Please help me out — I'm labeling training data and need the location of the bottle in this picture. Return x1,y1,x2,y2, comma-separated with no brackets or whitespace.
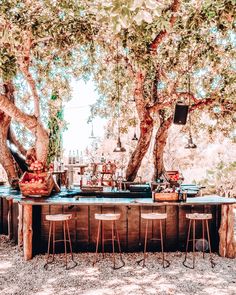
53,157,58,172
72,150,76,164
60,160,64,172
79,151,84,165
107,161,111,173
68,150,72,164
76,150,80,163
100,153,106,163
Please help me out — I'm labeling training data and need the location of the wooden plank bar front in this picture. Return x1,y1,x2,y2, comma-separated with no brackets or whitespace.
0,189,235,260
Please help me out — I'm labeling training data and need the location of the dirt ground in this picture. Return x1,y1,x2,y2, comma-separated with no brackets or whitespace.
0,236,235,295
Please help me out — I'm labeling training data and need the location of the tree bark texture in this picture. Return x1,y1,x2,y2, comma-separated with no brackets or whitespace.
23,204,33,260
0,93,49,163
18,204,23,248
0,82,18,182
126,72,154,181
126,112,154,181
219,205,236,258
153,115,173,180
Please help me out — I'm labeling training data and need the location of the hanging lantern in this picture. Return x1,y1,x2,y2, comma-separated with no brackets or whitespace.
89,122,96,139
132,131,138,141
113,42,126,153
185,134,197,149
184,55,197,149
113,136,126,152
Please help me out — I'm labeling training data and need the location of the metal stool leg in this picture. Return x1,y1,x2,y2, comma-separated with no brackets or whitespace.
93,220,101,266
143,220,149,267
160,220,170,268
202,220,205,258
44,221,52,269
206,220,215,268
66,220,73,260
111,221,115,269
52,222,55,262
102,221,105,258
114,221,125,269
193,220,196,268
63,221,68,269
183,219,192,268
65,220,77,269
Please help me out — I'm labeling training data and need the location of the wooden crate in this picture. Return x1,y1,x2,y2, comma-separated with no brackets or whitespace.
153,192,179,202
19,172,54,197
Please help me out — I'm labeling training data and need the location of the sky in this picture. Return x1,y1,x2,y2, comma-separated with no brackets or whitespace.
63,79,107,156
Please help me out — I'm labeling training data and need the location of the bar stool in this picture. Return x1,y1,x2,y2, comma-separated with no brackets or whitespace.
183,213,215,269
138,212,170,268
44,214,77,270
93,213,125,269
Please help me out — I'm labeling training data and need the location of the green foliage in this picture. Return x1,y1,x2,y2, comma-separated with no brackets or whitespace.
198,161,236,195
0,49,17,80
88,0,236,138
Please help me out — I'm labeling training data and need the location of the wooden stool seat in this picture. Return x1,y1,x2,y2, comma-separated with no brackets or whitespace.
186,213,212,220
95,213,120,221
141,213,167,220
46,214,72,221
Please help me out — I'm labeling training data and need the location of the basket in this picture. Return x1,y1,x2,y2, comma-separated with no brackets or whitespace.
153,192,179,202
19,172,54,197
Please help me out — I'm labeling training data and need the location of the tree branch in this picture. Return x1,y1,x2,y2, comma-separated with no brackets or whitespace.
16,33,41,118
0,94,38,131
19,64,41,119
8,127,27,156
150,0,180,53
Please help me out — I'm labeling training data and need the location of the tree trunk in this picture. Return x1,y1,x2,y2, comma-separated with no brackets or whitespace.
152,115,172,180
0,114,18,182
35,122,49,163
126,112,154,181
219,204,236,258
125,71,154,181
0,93,49,164
23,204,33,260
0,81,18,182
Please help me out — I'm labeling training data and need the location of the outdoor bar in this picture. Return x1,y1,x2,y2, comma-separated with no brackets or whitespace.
0,184,235,261
0,1,236,294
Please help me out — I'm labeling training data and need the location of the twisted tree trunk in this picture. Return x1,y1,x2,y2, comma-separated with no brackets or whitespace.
153,114,173,180
0,93,49,163
126,111,154,181
126,72,154,181
0,82,18,182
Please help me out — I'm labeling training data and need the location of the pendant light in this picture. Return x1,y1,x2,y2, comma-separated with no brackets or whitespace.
89,122,96,139
132,131,138,141
113,42,126,153
185,64,197,149
131,98,138,141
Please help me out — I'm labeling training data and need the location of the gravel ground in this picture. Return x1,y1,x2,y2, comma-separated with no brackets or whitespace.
0,236,236,295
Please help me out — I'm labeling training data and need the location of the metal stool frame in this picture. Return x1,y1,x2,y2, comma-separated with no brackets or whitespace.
93,219,125,270
44,219,77,270
183,217,215,269
138,218,170,268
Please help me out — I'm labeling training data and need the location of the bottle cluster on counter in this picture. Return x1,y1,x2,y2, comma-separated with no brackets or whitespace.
68,150,85,165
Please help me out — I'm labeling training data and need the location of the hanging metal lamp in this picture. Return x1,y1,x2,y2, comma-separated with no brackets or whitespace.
185,60,197,149
113,136,126,152
185,133,197,149
89,122,96,139
113,42,126,153
132,131,138,141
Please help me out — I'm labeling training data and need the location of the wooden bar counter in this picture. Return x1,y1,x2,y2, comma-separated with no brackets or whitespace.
1,187,235,261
